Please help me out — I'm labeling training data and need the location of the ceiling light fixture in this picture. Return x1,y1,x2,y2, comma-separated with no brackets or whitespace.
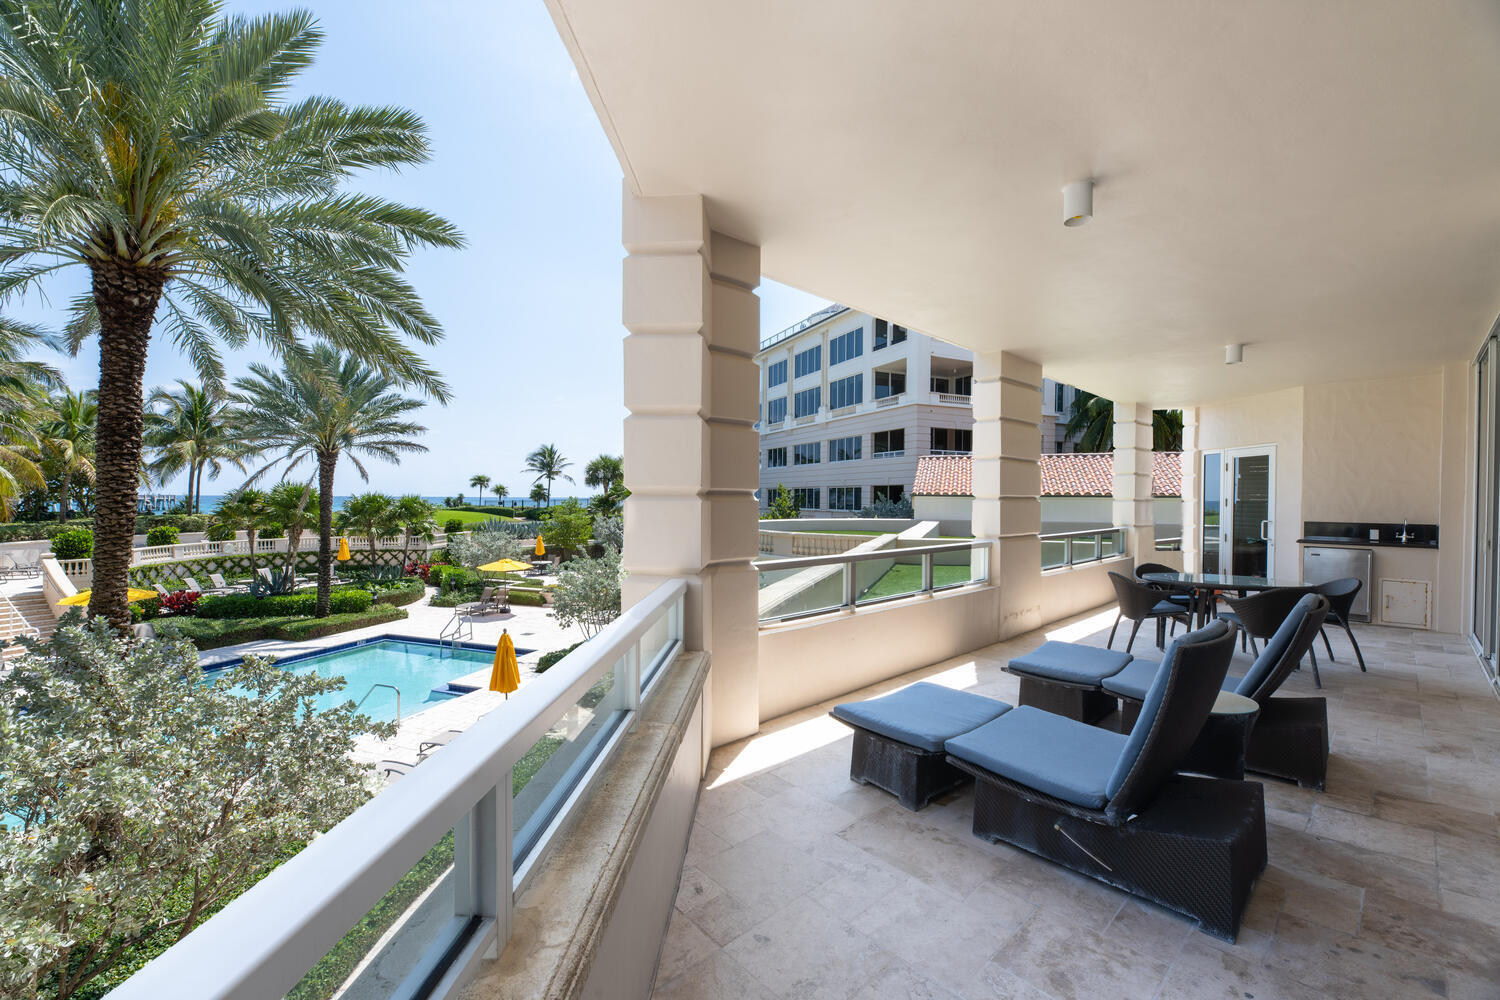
1225,344,1245,365
1062,179,1093,227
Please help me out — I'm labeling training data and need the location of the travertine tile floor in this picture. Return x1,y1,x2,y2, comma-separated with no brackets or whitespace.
653,606,1500,1000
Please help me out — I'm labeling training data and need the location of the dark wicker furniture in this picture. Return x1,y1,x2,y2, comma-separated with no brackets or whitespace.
948,622,1266,941
1108,572,1191,652
1220,588,1321,685
1004,641,1132,724
1314,577,1368,673
830,682,1011,810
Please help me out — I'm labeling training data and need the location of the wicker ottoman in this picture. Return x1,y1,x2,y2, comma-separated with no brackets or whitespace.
1245,696,1328,790
1005,641,1133,724
831,682,1012,810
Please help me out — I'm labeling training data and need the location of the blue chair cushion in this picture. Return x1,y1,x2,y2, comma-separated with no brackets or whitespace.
1006,641,1132,686
1151,600,1187,616
945,706,1127,809
1099,657,1164,701
1106,620,1230,799
1235,593,1322,697
831,682,1011,753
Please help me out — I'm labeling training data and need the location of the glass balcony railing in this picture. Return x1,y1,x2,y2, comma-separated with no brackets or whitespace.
1040,528,1126,569
754,541,990,623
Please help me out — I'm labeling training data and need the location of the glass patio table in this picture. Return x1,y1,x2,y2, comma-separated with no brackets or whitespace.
1142,571,1311,628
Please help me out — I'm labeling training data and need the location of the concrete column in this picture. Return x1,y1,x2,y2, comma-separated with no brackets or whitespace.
620,188,761,747
1112,403,1156,561
1179,408,1201,572
971,351,1043,637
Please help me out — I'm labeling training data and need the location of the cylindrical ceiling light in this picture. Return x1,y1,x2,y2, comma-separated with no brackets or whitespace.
1225,343,1245,365
1062,179,1093,227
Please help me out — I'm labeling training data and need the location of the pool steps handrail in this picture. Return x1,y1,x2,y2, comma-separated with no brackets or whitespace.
354,682,402,723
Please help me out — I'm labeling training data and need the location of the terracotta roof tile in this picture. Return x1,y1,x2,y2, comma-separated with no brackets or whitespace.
911,452,1181,497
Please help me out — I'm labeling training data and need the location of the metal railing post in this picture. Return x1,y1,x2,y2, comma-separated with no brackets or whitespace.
842,561,857,609
921,552,934,592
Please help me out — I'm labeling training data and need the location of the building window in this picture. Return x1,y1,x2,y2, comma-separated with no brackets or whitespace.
829,435,862,462
793,487,820,510
1055,381,1065,413
830,327,863,365
794,344,822,378
793,442,820,465
891,324,907,345
829,374,863,409
872,484,905,503
874,370,906,399
954,375,972,396
766,447,787,468
767,396,787,424
767,360,787,388
794,386,821,418
873,318,888,350
828,486,863,511
873,429,905,456
931,427,972,453
930,376,949,393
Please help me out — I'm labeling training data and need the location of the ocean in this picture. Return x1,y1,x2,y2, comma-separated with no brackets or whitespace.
142,495,594,514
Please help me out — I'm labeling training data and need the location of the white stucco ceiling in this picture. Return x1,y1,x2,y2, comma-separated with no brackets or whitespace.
547,0,1500,406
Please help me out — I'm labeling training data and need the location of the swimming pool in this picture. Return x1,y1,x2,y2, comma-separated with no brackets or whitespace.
206,636,533,726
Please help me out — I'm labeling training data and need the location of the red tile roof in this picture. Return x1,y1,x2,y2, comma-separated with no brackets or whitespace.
912,452,1182,497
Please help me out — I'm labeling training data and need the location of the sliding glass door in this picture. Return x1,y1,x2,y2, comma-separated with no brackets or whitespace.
1220,447,1276,578
1473,338,1499,689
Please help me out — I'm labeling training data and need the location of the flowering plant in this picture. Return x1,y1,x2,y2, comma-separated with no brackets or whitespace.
159,589,201,616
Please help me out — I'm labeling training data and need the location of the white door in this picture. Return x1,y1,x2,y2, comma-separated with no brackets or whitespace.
1220,447,1276,579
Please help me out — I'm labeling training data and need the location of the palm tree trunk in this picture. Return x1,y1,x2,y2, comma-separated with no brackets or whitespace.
186,463,197,515
58,476,69,523
90,260,167,630
317,451,336,618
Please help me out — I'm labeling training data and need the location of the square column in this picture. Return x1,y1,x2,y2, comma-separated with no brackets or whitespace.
620,188,761,746
1179,408,1201,572
971,351,1043,638
1112,403,1156,560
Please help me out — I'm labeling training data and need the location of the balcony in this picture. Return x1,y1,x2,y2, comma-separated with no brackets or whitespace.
931,391,973,406
655,609,1500,1000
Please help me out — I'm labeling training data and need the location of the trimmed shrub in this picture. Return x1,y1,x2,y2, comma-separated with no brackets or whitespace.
145,525,180,547
50,528,93,560
166,604,407,651
537,641,583,673
374,580,426,608
194,588,372,620
260,523,285,539
444,518,464,535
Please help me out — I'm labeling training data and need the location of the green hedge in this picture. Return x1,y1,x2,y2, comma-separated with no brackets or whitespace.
50,528,94,559
373,579,426,607
145,525,180,547
166,604,407,650
195,588,373,619
536,641,583,673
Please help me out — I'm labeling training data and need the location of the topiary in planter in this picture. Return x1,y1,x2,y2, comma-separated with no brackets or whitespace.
145,525,180,547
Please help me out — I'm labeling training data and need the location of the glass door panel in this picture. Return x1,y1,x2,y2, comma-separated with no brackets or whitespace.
1226,450,1274,579
1474,338,1499,685
1201,452,1222,574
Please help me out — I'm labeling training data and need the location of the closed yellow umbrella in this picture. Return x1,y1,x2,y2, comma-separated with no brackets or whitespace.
60,587,159,606
336,536,352,561
489,629,520,699
534,535,545,557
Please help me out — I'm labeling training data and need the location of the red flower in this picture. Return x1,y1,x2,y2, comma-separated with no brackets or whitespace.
160,589,201,615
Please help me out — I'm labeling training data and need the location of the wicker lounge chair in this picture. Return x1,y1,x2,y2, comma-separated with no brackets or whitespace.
1003,641,1133,723
946,621,1265,941
1104,594,1329,785
830,682,1012,810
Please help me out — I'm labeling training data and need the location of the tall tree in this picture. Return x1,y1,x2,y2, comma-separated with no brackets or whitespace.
525,444,573,508
583,454,623,492
213,487,274,576
229,348,433,616
392,493,436,562
142,381,236,514
1063,393,1184,452
468,474,490,505
37,389,95,522
491,482,507,506
0,0,461,627
264,481,317,576
338,492,397,557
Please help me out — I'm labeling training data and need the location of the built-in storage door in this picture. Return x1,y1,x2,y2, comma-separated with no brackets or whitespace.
1473,338,1499,688
1222,447,1276,578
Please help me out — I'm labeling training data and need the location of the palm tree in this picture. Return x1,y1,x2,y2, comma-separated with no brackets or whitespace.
491,482,507,506
1063,393,1185,453
265,481,318,577
584,455,624,492
393,494,437,562
0,1,462,627
143,381,237,514
529,483,548,506
214,487,274,577
338,492,397,560
469,474,491,505
37,389,96,522
525,444,573,508
229,348,432,616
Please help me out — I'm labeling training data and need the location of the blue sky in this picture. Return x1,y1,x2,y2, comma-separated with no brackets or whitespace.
13,1,830,501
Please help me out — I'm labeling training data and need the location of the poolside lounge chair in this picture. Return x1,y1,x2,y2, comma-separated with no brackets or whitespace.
15,549,39,577
0,553,19,579
417,729,464,759
830,682,1012,810
377,760,414,783
153,583,171,598
208,572,242,594
1104,594,1331,789
183,576,215,595
946,621,1265,941
1003,641,1133,724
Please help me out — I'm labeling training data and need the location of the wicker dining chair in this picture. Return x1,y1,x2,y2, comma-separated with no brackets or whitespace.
1221,588,1321,686
1313,577,1367,673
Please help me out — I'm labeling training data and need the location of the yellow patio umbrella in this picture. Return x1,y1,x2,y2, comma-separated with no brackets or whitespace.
477,558,531,574
489,629,520,698
336,536,352,561
59,587,159,606
534,535,545,557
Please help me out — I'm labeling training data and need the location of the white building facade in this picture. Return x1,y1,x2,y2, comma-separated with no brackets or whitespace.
756,306,975,514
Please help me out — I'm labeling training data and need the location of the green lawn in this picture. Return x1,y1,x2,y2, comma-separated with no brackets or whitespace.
860,563,972,601
436,508,512,526
784,528,888,536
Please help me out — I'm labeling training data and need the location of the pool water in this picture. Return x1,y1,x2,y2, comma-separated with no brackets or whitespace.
212,637,525,725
